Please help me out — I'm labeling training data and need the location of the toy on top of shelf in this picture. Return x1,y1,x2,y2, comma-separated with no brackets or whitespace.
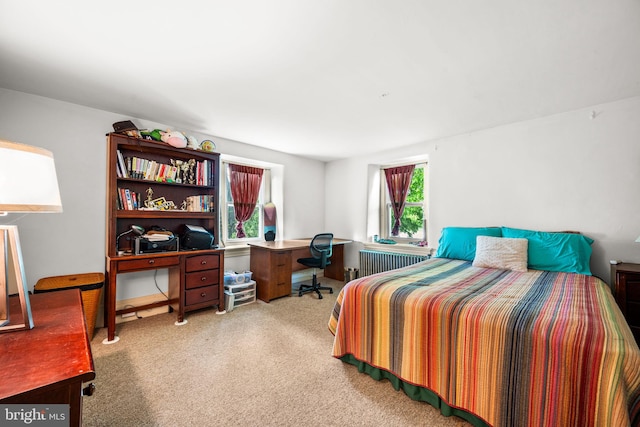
186,135,199,149
140,129,163,141
161,130,187,148
139,129,188,149
200,139,216,152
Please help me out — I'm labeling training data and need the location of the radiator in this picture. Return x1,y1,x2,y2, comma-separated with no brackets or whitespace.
359,250,430,277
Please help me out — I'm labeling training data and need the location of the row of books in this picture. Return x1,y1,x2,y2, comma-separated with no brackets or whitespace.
185,195,215,212
116,188,215,212
117,188,142,210
116,150,214,186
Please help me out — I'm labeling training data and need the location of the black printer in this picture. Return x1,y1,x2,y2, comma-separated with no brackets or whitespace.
180,224,215,250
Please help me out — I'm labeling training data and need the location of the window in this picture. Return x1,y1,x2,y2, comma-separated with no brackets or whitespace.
222,162,271,242
380,163,427,243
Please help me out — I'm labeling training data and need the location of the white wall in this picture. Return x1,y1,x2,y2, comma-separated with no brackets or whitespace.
3,86,638,297
0,88,325,299
326,96,640,282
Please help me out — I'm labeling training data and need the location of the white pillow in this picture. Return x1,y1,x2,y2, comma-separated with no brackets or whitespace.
472,236,528,272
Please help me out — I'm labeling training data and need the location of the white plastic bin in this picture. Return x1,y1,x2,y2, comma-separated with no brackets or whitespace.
224,280,256,312
224,271,253,286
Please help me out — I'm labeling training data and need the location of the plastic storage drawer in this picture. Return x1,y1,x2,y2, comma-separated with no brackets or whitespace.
224,280,256,312
224,281,255,294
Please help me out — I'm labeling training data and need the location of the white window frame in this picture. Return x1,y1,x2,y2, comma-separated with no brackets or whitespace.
379,162,428,244
221,161,271,245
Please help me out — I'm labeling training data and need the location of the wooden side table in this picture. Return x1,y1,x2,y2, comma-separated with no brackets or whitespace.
612,262,640,344
0,289,95,427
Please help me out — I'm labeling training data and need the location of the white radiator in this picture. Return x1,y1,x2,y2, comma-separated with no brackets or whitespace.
359,250,430,277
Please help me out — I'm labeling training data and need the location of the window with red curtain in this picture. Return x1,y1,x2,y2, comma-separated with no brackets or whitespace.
229,164,264,238
384,165,415,236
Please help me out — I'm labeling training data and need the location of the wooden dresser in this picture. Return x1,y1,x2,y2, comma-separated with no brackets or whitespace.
0,289,95,426
612,262,640,344
181,252,223,312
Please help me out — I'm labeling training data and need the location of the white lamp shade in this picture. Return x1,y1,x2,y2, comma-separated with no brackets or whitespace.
0,139,62,212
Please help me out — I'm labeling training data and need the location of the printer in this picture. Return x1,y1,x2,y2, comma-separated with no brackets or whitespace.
180,224,215,250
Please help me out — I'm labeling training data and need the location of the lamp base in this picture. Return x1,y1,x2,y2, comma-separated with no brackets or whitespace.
0,225,34,333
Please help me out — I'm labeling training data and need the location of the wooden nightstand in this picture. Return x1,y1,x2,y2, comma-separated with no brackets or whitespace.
612,262,640,344
0,290,95,426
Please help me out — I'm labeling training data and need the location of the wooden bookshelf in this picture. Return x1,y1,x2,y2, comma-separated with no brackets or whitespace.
105,133,220,253
104,132,224,342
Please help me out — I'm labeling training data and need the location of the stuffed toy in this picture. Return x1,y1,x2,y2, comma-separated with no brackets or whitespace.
160,130,187,148
186,135,199,149
140,129,163,141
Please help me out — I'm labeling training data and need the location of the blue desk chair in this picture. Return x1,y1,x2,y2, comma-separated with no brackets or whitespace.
297,233,334,299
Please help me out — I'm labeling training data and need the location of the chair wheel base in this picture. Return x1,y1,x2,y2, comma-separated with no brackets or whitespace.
298,280,332,299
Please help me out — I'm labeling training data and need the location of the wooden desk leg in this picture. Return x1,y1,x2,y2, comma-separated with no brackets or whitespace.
103,261,118,343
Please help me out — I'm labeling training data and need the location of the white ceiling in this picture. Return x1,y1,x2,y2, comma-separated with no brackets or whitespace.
1,1,639,162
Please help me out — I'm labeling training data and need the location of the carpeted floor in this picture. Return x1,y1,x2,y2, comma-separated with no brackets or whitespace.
84,278,471,426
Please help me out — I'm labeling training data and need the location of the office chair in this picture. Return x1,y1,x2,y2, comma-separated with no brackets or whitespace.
297,233,334,299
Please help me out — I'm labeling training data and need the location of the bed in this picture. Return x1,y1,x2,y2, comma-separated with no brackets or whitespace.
329,227,640,427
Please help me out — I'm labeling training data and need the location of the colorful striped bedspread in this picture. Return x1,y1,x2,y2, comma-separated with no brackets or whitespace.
329,258,640,427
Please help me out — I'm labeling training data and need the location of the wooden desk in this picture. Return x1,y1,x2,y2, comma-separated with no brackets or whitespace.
0,290,96,427
105,249,224,343
249,238,351,302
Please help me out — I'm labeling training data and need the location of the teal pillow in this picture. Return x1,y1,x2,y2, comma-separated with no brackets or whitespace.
435,227,502,261
501,227,594,275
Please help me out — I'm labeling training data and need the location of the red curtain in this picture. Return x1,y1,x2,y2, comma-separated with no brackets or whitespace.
384,165,415,236
229,164,264,238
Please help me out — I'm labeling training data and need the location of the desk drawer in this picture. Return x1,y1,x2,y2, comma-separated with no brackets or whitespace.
185,254,219,272
117,256,180,272
271,251,291,268
185,270,220,289
185,285,219,306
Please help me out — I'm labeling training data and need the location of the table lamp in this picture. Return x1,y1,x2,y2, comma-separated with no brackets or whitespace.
0,139,62,333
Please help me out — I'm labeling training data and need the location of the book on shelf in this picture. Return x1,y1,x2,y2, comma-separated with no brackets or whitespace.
195,161,211,186
116,150,128,178
131,191,138,210
124,189,133,210
144,160,156,180
116,187,144,210
116,187,124,209
185,195,215,212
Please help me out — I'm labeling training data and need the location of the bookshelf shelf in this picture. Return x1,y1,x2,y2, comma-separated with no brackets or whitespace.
115,210,215,219
116,176,215,189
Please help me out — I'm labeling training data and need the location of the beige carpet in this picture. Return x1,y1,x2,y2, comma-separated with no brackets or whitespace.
84,278,471,426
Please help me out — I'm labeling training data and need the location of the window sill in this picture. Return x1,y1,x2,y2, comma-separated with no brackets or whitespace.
362,242,433,256
221,244,251,257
